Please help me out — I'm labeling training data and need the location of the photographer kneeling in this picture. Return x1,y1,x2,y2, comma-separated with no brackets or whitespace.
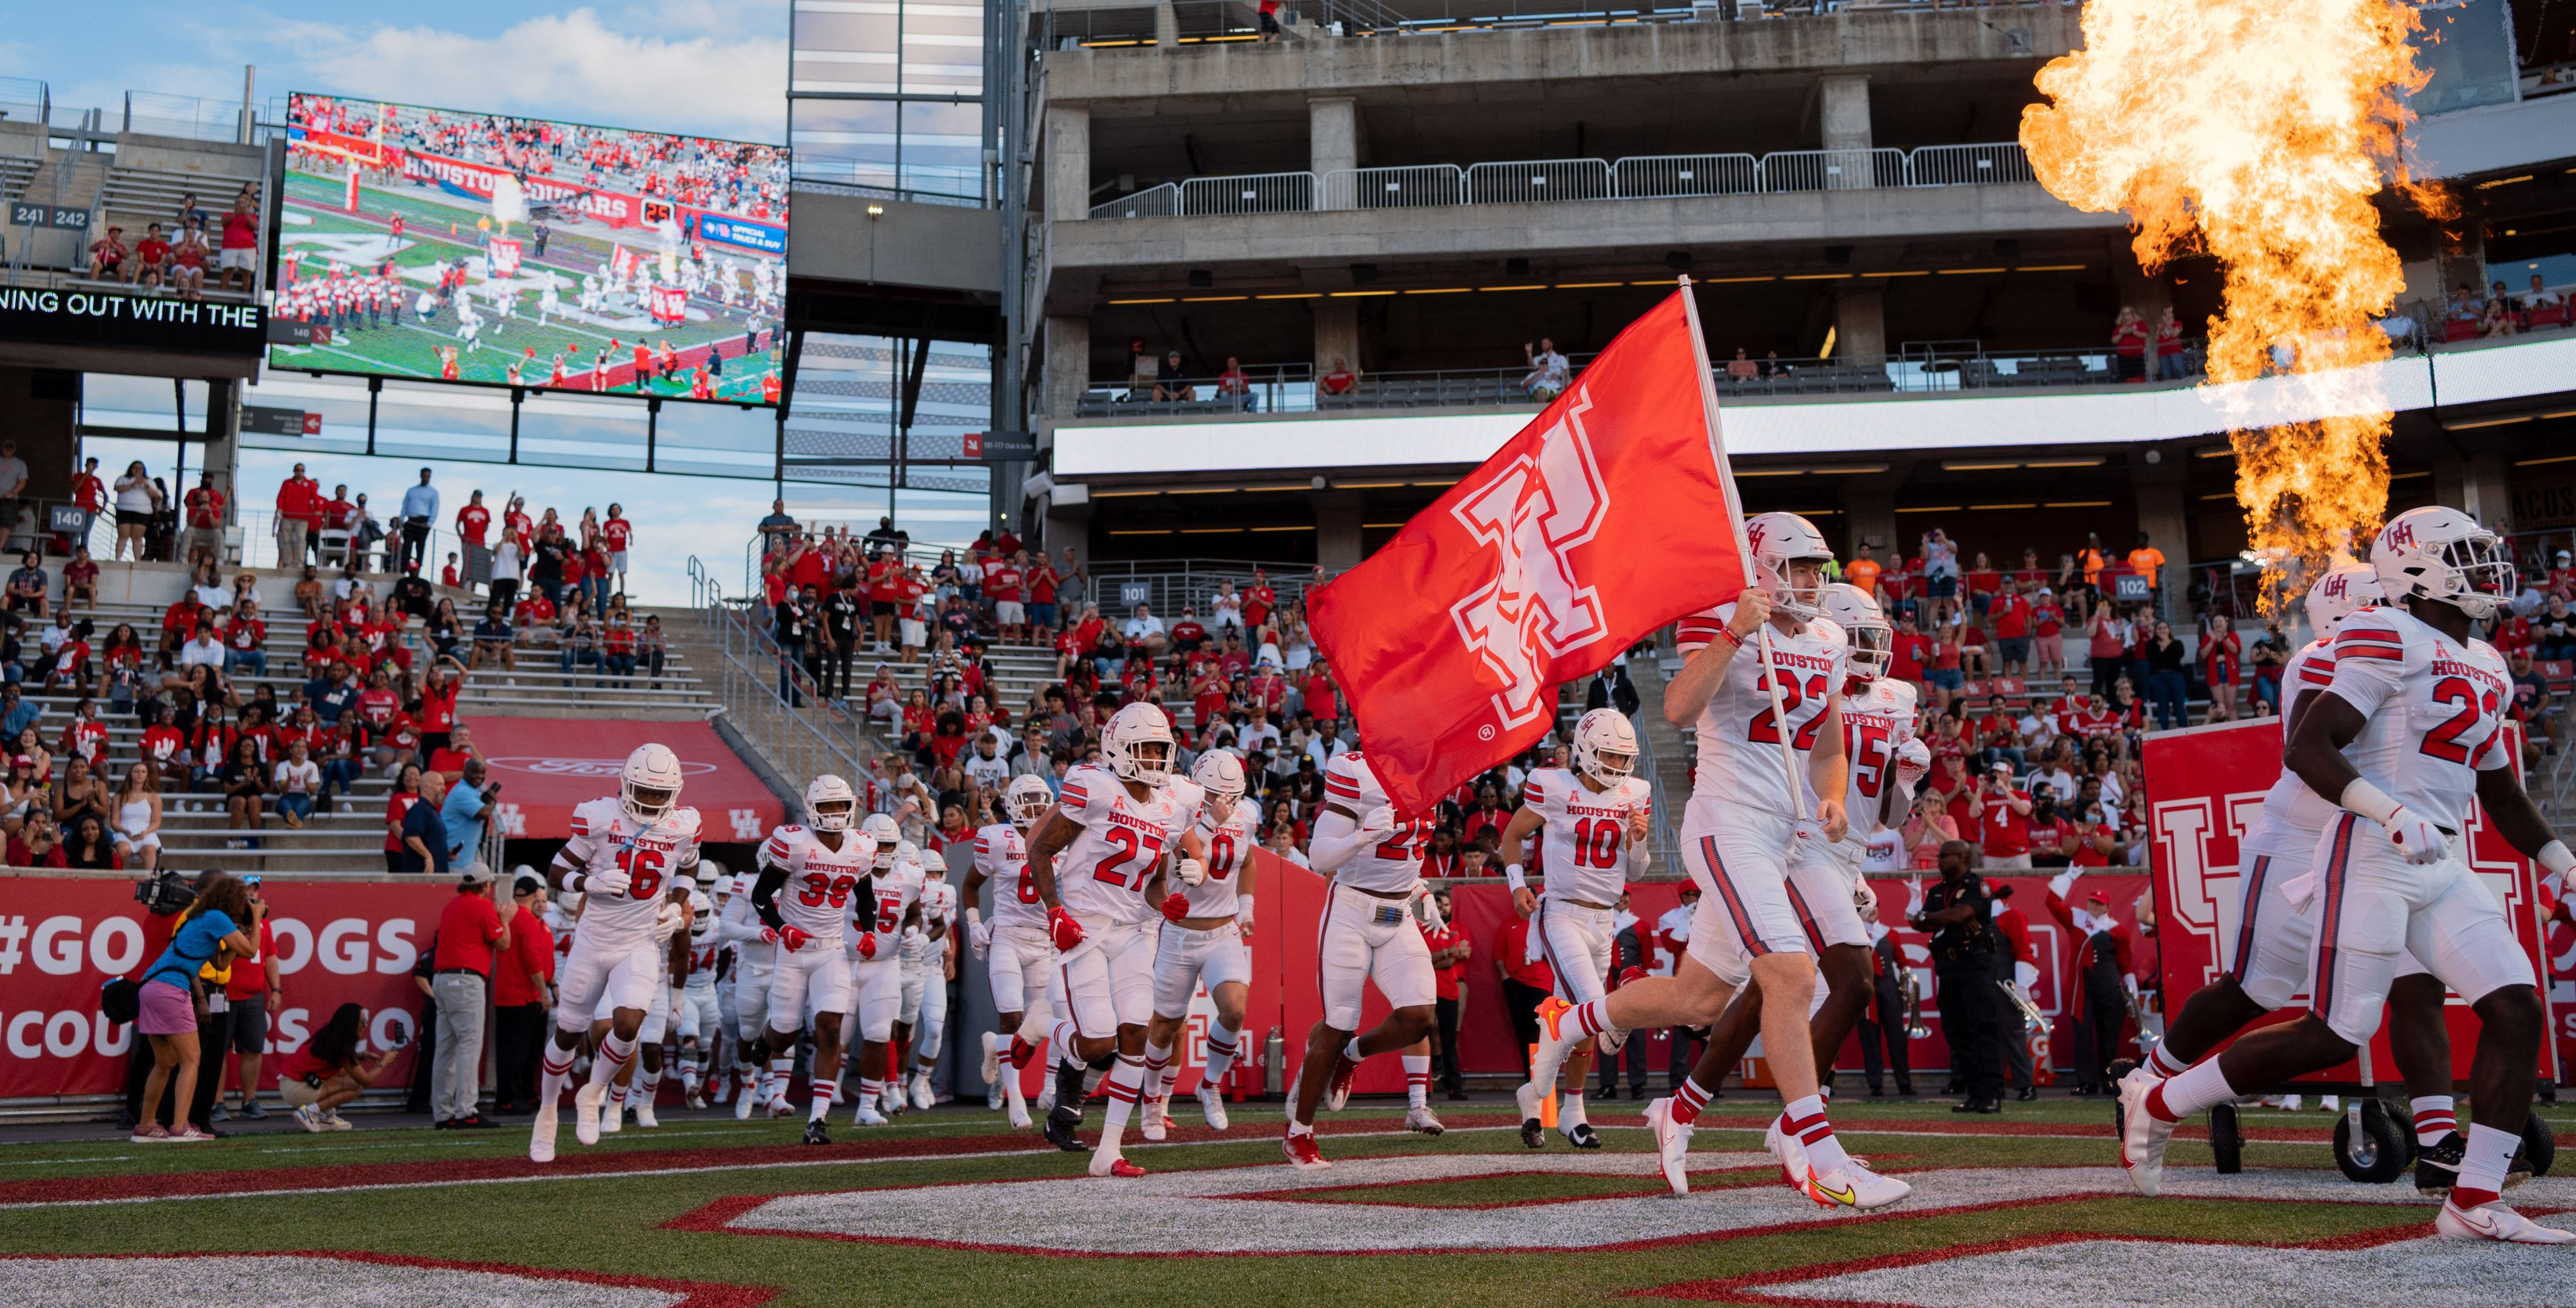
281,1002,399,1131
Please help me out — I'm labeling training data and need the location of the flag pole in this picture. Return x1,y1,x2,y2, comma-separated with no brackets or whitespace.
1675,277,1807,811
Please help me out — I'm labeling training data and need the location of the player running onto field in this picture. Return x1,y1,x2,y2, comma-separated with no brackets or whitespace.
2123,507,2573,1243
1497,708,1653,1150
750,775,875,1144
530,744,702,1163
967,773,1063,1128
1027,703,1205,1177
1141,750,1261,1137
843,816,922,1127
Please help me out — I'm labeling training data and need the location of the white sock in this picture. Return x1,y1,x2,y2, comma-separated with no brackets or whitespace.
540,1041,576,1107
808,1082,835,1122
1143,1039,1175,1104
859,1077,884,1108
588,1033,636,1089
2455,1122,2521,1202
1050,1020,1080,1069
1560,1087,1587,1126
1083,1064,1108,1096
1343,1036,1365,1063
2144,1041,2191,1079
2148,1057,2237,1121
1102,1055,1147,1131
2411,1095,2458,1146
767,1056,793,1100
1202,1024,1240,1084
1784,1094,1852,1174
636,1061,662,1104
1404,1056,1431,1110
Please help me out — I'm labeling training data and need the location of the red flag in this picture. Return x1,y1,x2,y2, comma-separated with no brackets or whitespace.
1307,287,1753,814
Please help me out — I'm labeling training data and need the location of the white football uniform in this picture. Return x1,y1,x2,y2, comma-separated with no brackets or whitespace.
2302,607,2531,1043
1316,753,1436,1029
677,938,722,1045
1670,607,1848,984
1152,797,1261,1018
758,824,874,1034
713,883,776,1043
553,799,702,1028
974,821,1057,1023
1522,767,1653,1006
900,877,957,1024
1053,766,1197,1039
846,855,923,1043
1784,675,1918,953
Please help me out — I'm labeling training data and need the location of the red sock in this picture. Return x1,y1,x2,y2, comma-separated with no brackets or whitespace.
1671,1077,1712,1126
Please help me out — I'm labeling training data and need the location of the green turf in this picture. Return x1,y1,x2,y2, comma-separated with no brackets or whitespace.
4,1097,2565,1307
268,170,777,400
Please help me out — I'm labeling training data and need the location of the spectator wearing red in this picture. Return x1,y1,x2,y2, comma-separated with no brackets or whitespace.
1319,356,1358,396
1495,910,1556,1077
1169,606,1208,653
1243,570,1275,630
2111,306,2149,382
275,463,323,565
990,553,1026,641
1968,762,2036,868
2042,871,2139,1092
1990,583,2033,676
1965,552,2002,620
602,504,633,592
457,490,492,548
89,226,129,280
180,474,226,565
1423,887,1470,1099
429,865,511,1128
491,873,556,1113
215,890,283,1121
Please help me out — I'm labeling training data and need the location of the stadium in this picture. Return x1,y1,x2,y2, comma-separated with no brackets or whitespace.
1,1,2574,1304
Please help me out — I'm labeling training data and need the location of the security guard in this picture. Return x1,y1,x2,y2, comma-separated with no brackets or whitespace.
1911,840,2004,1114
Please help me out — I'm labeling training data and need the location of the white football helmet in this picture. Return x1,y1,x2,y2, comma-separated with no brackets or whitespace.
687,890,713,938
619,743,685,830
1191,750,1246,823
804,773,857,832
893,839,924,873
2301,562,2385,640
1569,707,1638,784
1819,582,1892,680
1005,773,1055,829
862,813,901,870
1746,511,1835,619
1102,702,1177,788
2371,506,2512,621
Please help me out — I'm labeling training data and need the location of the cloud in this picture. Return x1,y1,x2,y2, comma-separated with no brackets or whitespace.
270,8,787,142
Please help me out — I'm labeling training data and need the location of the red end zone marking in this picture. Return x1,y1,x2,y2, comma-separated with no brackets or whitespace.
1623,1215,2575,1304
0,1249,780,1307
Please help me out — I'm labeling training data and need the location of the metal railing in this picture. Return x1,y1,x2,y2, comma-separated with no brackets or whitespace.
1080,559,1330,622
691,555,882,787
1089,140,2038,219
123,92,253,144
1043,0,2075,46
1078,365,1301,416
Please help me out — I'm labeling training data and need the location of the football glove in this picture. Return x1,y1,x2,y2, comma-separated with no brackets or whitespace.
1358,804,1398,838
2383,810,2449,866
1048,906,1085,951
1175,857,1207,887
856,930,881,960
587,864,631,898
1161,892,1191,924
1892,738,1933,789
969,919,992,959
778,924,813,953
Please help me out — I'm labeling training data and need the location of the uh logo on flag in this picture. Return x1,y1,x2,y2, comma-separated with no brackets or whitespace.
1309,285,1760,815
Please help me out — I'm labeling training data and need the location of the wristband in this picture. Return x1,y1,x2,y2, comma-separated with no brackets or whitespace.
2336,778,2402,826
1503,863,1529,892
568,871,587,894
1716,625,1745,650
965,907,982,928
1238,895,1254,919
2538,840,2574,888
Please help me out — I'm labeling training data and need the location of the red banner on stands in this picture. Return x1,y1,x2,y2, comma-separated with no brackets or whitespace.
0,878,452,1099
462,717,784,844
2145,717,2555,1084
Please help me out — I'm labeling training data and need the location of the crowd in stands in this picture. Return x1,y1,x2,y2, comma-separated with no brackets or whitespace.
84,185,262,299
2446,274,2570,340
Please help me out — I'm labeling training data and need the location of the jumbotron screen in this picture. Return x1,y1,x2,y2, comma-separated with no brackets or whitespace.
271,92,789,405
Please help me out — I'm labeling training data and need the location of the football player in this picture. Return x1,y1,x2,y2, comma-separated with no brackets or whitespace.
714,867,782,1117
1523,513,1904,1210
2129,563,2463,1187
896,846,959,1111
1026,702,1206,1177
1141,750,1261,1137
2125,507,2573,1243
965,773,1060,1128
1284,746,1445,1172
843,816,922,1127
1645,583,1928,1196
749,775,874,1144
674,889,722,1108
531,745,702,1163
1496,708,1653,1150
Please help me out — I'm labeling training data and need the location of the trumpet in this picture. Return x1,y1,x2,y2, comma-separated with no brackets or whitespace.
1997,979,2048,1034
1902,975,1931,1041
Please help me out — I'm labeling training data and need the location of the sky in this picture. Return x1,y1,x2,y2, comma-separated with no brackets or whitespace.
6,1,790,144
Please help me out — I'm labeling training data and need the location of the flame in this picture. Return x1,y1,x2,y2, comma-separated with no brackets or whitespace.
2021,0,2448,610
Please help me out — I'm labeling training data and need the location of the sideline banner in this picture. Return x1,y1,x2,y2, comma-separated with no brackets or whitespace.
2145,717,2553,1084
0,877,453,1099
463,716,786,844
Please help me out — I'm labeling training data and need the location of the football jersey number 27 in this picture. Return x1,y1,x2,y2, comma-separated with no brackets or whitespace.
1091,826,1170,890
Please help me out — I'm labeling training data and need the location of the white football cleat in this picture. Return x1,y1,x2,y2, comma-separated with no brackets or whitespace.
1006,1091,1032,1130
1405,1106,1445,1136
573,1082,606,1146
2116,1067,2174,1197
1513,1079,1547,1134
530,1100,559,1163
1196,1083,1230,1132
633,1096,658,1129
1281,1129,1331,1171
980,1031,1002,1087
735,1079,760,1120
1142,1106,1168,1142
850,1101,889,1127
910,1071,935,1111
1644,1097,1692,1196
2436,1197,2576,1244
1798,1161,1913,1211
1765,1114,1809,1189
599,1096,625,1134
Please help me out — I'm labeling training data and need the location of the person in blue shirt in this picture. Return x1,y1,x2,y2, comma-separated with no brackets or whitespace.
442,758,499,871
398,468,440,574
0,681,36,741
134,872,256,1143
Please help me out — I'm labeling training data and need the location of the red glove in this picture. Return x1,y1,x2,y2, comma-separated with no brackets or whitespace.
758,926,779,945
1048,906,1085,951
1160,892,1191,924
778,924,812,953
856,931,880,960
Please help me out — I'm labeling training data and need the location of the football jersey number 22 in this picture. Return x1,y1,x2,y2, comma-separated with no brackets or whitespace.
1748,673,1831,750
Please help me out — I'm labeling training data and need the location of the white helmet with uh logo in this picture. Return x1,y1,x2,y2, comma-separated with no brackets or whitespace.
1819,582,1891,680
1570,707,1638,784
2371,506,2514,623
2301,562,2385,640
1005,773,1055,829
619,743,685,830
1102,702,1177,789
1191,749,1246,821
1746,511,1835,621
861,812,901,870
804,774,857,833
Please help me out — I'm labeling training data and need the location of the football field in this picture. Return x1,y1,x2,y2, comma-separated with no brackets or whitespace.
268,170,778,403
4,1095,2569,1307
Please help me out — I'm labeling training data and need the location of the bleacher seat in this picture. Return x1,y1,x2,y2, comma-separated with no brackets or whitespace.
2541,658,2572,696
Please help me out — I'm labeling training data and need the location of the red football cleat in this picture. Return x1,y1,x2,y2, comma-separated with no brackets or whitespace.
1282,1129,1331,1171
1323,1053,1360,1112
1106,1158,1146,1178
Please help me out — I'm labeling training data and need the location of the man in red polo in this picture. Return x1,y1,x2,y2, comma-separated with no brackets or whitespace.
429,865,513,1129
491,872,556,1114
275,463,323,565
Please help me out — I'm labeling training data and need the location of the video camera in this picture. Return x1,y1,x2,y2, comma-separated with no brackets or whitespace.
133,868,195,916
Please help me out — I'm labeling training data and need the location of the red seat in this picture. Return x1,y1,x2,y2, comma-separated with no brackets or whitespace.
1960,680,1987,699
1992,677,2026,697
2530,304,2570,330
2541,659,2573,695
2445,318,2480,342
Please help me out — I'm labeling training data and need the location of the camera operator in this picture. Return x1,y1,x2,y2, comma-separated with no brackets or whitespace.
441,758,501,875
131,870,257,1142
1909,840,2004,1114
